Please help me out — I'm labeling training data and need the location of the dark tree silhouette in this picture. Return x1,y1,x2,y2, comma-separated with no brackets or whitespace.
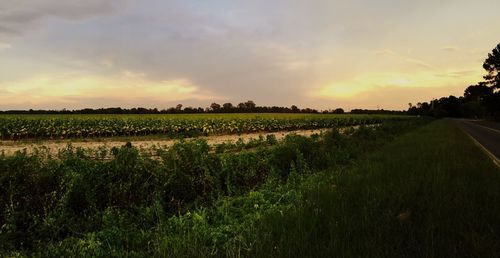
0,102,334,114
483,43,500,88
408,42,500,120
333,108,345,114
244,100,256,110
222,103,233,110
464,83,493,102
210,103,221,111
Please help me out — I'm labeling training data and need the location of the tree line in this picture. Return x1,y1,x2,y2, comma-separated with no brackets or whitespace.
0,103,408,115
0,101,332,115
408,43,500,120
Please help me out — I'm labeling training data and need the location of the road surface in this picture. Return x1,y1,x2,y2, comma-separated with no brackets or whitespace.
455,119,500,164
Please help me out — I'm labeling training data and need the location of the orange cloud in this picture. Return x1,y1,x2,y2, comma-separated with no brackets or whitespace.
309,67,484,109
0,71,221,108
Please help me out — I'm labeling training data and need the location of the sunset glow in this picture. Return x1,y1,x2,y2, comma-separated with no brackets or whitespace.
0,0,499,110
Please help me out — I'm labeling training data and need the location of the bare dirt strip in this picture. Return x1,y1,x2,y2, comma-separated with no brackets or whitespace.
0,128,334,157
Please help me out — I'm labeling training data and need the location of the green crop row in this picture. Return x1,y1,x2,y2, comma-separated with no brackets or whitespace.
0,118,428,256
0,114,409,140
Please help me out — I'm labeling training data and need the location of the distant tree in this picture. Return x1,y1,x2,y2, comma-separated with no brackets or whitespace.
436,96,462,117
210,103,221,111
245,100,256,110
301,108,318,114
333,108,345,114
420,102,430,113
464,83,493,102
462,101,486,118
175,104,183,111
237,102,247,110
222,103,233,110
483,43,500,88
184,106,195,113
291,105,299,113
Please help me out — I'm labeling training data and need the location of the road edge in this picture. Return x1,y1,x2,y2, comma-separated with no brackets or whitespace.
457,123,500,168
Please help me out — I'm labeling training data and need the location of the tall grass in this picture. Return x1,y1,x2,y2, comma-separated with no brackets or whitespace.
248,119,500,257
0,119,427,256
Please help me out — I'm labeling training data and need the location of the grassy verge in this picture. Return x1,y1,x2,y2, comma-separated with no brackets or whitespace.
4,118,498,257
248,119,500,257
0,119,426,257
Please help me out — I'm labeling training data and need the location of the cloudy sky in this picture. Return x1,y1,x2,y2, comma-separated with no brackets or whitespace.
0,0,499,110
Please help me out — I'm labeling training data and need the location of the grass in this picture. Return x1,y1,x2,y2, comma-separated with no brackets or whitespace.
247,119,500,257
3,118,499,257
0,119,426,257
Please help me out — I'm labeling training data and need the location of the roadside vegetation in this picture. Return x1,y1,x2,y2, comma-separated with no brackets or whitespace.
1,118,426,256
2,118,499,257
247,119,500,257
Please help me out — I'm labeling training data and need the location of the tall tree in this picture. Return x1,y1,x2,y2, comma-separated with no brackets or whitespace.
244,100,256,110
210,103,221,111
464,83,493,102
483,43,500,89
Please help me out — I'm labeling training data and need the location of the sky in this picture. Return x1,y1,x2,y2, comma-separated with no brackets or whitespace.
0,0,499,111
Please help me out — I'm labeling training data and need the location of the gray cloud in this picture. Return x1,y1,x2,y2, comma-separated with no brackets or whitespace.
0,25,20,35
0,0,125,38
14,1,320,104
1,0,500,110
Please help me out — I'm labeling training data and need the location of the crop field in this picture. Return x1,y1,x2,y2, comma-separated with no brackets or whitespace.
1,115,499,257
0,114,420,256
0,113,408,140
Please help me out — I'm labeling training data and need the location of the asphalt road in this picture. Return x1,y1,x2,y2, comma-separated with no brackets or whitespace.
455,119,500,162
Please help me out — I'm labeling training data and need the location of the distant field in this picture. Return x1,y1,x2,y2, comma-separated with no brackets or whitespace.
0,113,410,140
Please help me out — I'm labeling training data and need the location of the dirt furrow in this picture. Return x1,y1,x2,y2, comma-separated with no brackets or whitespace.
0,128,332,156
